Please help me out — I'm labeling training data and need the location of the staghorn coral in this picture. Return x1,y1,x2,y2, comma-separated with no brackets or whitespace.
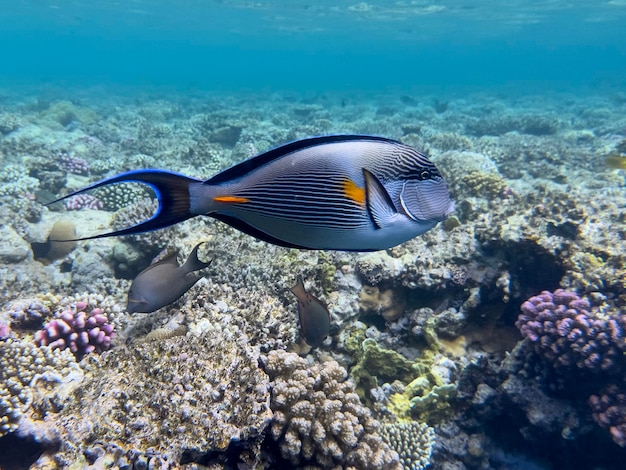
516,289,626,373
263,349,401,469
380,421,435,470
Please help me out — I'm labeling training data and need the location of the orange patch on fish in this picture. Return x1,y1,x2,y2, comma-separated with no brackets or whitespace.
342,178,365,207
213,195,250,203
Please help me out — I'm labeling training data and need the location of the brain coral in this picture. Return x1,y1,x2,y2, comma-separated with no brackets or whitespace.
263,349,401,469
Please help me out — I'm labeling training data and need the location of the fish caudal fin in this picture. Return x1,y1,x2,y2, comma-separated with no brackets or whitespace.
182,242,213,273
47,170,202,241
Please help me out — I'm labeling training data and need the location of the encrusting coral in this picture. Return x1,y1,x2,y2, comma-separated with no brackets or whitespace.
263,349,404,469
51,331,272,467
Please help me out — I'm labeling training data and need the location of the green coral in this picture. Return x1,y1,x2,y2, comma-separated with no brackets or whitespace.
348,338,457,424
351,339,416,401
388,359,457,424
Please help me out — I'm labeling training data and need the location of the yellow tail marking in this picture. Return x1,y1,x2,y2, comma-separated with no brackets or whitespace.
342,179,365,207
213,195,250,203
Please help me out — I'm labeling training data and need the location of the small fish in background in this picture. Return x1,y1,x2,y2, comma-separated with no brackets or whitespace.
605,152,626,170
290,275,331,348
48,135,454,252
126,242,211,314
32,220,78,263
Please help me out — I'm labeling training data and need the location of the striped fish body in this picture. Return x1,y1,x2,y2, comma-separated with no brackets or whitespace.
192,137,453,250
49,135,454,251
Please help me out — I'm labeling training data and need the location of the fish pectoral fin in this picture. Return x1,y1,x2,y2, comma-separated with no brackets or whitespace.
363,168,397,229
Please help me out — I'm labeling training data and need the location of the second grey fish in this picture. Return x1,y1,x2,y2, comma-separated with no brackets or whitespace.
290,275,331,348
126,242,211,314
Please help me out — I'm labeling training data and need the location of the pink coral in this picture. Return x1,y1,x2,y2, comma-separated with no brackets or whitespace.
34,301,115,359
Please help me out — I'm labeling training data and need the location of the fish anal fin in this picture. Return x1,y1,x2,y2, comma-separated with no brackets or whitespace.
363,168,397,229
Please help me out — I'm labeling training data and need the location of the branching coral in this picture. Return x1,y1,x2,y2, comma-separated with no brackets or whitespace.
516,289,626,373
263,349,401,469
380,421,435,470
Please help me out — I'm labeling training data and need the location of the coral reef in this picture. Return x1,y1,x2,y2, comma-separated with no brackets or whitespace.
263,349,402,469
63,194,104,211
56,152,90,175
51,332,271,467
93,183,152,212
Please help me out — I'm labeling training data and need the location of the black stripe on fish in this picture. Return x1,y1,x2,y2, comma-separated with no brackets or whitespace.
225,173,368,229
205,134,401,185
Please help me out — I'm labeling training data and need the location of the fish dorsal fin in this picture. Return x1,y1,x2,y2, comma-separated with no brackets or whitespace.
205,135,401,185
363,168,397,229
141,251,179,274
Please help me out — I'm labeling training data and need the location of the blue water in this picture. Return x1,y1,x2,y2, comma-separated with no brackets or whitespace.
1,0,625,93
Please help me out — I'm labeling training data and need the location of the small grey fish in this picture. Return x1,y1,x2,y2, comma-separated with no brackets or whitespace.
290,275,331,348
48,135,454,251
127,242,211,314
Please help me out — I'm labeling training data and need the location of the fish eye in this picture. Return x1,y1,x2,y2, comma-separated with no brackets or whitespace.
420,170,430,179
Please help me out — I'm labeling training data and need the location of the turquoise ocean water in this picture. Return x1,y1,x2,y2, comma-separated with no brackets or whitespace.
1,1,625,93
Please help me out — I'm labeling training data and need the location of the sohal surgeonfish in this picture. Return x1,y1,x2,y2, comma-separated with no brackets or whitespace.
290,275,331,348
49,135,454,251
126,242,211,313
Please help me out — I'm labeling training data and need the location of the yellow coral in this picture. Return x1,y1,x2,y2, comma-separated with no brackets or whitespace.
464,170,508,198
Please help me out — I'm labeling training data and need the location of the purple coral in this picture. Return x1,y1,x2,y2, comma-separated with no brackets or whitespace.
64,194,104,211
516,289,626,373
0,321,10,340
590,385,626,447
57,151,90,175
34,301,115,359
